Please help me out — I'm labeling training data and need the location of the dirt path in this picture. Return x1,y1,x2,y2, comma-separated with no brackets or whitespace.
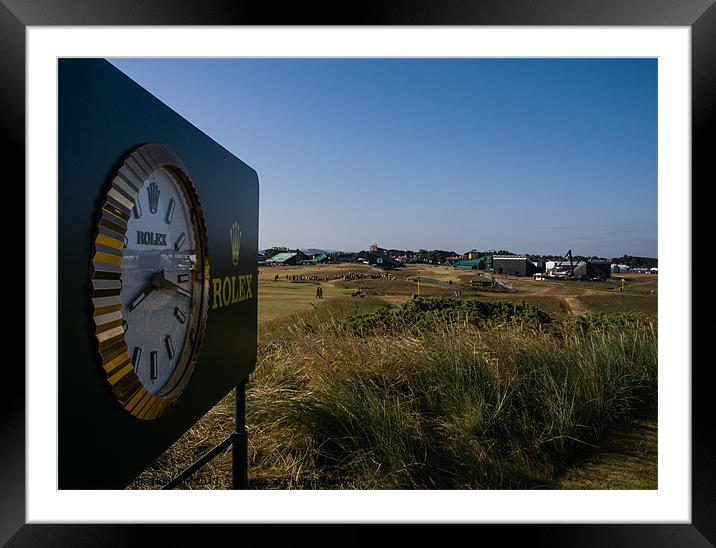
563,296,589,315
556,411,657,489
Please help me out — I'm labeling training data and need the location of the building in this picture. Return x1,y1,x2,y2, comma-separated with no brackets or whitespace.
310,253,328,264
533,258,549,272
360,244,403,269
587,260,612,280
365,251,403,269
454,258,482,270
300,253,328,265
453,255,491,270
492,255,539,276
549,258,611,280
264,251,309,266
611,264,630,273
549,259,587,279
265,252,298,265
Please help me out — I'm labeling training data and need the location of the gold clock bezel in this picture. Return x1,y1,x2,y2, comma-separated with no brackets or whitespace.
90,144,210,420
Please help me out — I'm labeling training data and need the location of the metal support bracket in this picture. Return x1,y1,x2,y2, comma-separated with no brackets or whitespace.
162,381,248,490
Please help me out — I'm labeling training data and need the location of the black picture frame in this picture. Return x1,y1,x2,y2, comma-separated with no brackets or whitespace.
3,1,706,546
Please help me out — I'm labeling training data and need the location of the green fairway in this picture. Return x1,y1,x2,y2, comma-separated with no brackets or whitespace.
257,265,659,321
258,280,354,323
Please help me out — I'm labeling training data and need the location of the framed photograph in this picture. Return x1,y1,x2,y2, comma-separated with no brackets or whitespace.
4,1,706,545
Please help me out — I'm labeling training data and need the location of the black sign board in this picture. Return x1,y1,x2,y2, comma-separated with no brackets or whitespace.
58,59,258,489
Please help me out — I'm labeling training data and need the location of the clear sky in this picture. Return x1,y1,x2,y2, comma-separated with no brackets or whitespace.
110,58,657,258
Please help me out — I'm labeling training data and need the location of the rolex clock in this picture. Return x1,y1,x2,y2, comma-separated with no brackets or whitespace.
90,144,210,420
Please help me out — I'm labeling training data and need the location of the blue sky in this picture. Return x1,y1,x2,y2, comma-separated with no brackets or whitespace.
110,58,657,258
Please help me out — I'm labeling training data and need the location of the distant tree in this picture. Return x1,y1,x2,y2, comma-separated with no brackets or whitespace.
428,250,457,264
329,251,352,262
610,255,658,269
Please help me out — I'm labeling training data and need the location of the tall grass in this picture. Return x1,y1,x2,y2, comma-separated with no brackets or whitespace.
247,309,656,489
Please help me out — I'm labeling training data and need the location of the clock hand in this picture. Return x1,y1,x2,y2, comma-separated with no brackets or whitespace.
128,285,156,311
151,270,192,298
127,269,184,312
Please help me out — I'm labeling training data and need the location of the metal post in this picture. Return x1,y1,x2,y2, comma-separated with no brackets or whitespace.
232,380,248,489
161,380,249,490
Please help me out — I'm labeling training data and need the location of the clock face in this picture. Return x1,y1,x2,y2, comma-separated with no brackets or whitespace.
122,167,197,395
90,144,209,420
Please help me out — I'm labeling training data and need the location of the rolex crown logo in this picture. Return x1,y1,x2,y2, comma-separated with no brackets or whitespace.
230,221,241,266
147,181,160,214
